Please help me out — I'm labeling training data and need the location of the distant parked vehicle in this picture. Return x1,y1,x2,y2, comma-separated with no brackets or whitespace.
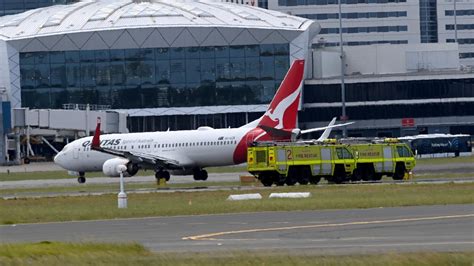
398,134,472,156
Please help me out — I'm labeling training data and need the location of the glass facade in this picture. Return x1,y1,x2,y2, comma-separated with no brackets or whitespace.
278,0,406,6
300,102,474,122
258,0,268,9
445,9,474,16
302,78,474,123
300,11,407,20
319,40,408,47
304,79,474,103
446,24,474,30
20,44,290,109
128,112,264,132
419,0,438,43
320,25,407,34
460,53,474,59
0,0,78,16
447,38,474,44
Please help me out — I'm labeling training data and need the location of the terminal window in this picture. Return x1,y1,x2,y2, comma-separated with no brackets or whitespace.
20,44,289,109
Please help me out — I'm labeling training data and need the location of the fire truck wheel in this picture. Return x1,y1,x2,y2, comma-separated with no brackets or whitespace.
298,178,309,185
333,166,346,184
362,167,375,181
392,163,406,180
275,176,286,186
285,176,297,186
373,173,383,181
309,176,321,185
351,168,362,182
260,174,273,187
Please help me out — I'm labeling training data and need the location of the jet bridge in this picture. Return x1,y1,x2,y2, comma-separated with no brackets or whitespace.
7,107,128,165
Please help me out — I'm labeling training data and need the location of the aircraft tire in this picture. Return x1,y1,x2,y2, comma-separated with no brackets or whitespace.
155,171,169,181
200,170,208,181
163,171,171,181
77,176,86,184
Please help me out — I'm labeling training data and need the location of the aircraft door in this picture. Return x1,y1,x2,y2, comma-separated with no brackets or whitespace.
73,147,80,159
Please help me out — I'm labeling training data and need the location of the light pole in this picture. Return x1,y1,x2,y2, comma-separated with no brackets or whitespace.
338,0,347,137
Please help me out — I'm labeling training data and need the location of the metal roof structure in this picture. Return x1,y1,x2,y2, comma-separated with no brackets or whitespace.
0,0,312,41
0,0,319,111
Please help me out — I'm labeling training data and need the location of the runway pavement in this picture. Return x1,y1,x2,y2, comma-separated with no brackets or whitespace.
0,172,246,190
1,204,473,254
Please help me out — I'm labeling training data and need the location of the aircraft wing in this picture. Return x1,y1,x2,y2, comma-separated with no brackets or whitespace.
90,118,181,169
95,146,181,168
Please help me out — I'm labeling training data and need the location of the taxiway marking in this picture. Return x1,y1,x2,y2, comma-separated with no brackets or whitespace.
182,213,474,241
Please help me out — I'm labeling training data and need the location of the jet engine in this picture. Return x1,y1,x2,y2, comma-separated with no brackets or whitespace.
102,158,139,177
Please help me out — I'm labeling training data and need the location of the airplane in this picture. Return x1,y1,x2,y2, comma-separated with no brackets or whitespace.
54,59,353,184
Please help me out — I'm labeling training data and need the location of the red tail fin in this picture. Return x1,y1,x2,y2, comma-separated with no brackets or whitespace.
91,117,101,149
258,59,304,130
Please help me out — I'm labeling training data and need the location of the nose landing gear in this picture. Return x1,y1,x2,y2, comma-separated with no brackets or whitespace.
77,172,86,183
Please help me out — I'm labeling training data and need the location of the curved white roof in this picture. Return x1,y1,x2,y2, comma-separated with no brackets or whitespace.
0,0,311,40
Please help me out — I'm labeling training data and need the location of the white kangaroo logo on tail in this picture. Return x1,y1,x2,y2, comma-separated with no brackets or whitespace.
262,87,301,129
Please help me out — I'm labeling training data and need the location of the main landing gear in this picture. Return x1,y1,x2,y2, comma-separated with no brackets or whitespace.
77,172,86,184
193,168,208,181
155,170,170,182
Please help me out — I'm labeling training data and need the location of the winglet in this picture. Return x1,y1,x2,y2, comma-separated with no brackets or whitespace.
91,117,101,150
316,117,337,142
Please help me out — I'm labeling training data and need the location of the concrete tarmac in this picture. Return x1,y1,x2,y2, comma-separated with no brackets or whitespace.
1,204,473,254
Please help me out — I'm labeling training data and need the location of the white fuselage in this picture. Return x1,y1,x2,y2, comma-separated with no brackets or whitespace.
54,127,254,173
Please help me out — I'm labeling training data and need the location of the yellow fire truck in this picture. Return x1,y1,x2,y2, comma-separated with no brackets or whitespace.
346,138,416,182
247,139,415,186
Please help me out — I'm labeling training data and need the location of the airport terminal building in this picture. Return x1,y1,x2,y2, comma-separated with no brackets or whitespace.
0,0,471,163
0,0,317,131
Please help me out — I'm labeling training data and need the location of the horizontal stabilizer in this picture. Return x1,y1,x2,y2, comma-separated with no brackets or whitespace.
259,125,293,138
301,121,354,135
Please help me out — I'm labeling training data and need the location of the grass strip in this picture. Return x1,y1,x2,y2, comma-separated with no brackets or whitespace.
415,155,473,165
1,170,472,196
0,242,472,266
1,183,472,225
0,181,248,195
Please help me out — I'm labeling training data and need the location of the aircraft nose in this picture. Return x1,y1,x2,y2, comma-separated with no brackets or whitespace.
54,152,65,167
